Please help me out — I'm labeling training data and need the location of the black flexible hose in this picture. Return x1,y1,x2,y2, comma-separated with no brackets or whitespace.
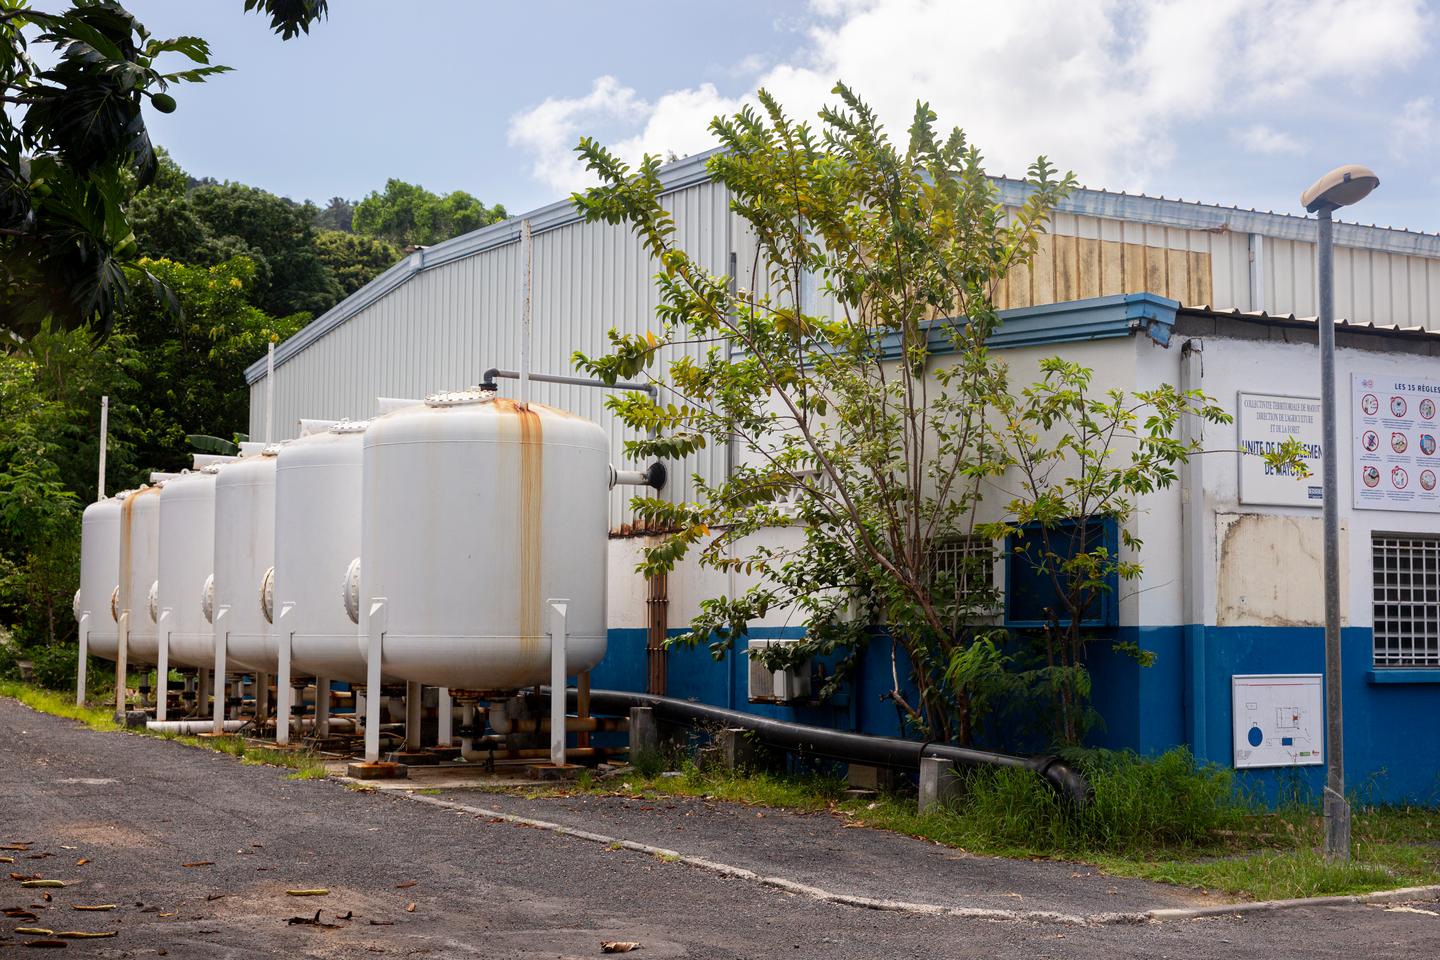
555,687,1091,808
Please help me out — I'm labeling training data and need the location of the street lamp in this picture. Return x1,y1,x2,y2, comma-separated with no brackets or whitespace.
1301,163,1379,863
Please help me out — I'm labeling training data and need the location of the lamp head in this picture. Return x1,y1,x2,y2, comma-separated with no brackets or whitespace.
1302,164,1379,213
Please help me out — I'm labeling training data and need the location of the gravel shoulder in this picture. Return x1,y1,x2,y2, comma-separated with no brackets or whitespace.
2,696,1438,959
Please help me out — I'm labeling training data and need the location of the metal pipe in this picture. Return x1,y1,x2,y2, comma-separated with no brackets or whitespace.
147,719,247,734
520,218,532,406
481,368,657,397
488,715,628,735
96,396,108,502
265,341,275,444
609,463,668,491
558,688,1092,807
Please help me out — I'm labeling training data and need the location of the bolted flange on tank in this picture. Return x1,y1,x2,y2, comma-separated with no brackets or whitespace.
358,389,609,689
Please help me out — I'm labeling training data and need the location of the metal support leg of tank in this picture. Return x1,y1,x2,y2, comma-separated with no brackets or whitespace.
156,609,171,722
533,598,577,780
115,610,130,722
404,682,422,753
196,668,210,720
76,614,89,707
349,599,403,779
314,676,330,739
576,671,591,749
274,620,292,746
256,672,271,733
437,687,453,747
212,606,230,735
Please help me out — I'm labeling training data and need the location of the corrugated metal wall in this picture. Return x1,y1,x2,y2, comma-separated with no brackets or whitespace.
250,180,732,528
252,175,1440,528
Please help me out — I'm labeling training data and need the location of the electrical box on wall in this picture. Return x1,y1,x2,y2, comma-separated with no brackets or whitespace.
1231,674,1324,768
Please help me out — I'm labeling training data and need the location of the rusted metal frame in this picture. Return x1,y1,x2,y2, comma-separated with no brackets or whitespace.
576,671,591,749
646,573,669,695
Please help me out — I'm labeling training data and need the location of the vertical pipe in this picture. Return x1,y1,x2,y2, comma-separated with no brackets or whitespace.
1248,233,1266,313
197,668,211,721
314,676,330,739
1317,207,1350,861
212,607,229,734
275,613,292,746
404,681,423,753
549,599,569,768
114,610,129,721
364,599,386,763
1179,339,1208,759
576,672,591,749
519,219,533,406
96,396,108,502
75,614,89,707
265,341,275,445
256,672,270,728
156,608,171,722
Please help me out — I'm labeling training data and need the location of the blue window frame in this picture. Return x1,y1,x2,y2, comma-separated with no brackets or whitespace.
1004,518,1119,629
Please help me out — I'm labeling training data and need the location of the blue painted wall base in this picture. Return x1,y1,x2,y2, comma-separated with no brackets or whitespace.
595,623,1440,806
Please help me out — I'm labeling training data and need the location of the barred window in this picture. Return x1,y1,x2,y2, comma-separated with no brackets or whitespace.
1372,534,1440,668
930,535,996,607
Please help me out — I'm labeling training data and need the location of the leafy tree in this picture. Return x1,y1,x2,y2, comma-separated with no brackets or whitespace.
352,178,507,247
0,0,328,341
315,229,401,296
313,195,354,233
573,86,1229,748
113,255,305,473
186,184,340,316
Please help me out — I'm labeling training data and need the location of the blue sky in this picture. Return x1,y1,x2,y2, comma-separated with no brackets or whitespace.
123,0,1440,233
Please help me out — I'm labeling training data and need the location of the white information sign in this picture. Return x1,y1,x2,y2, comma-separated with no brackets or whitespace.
1237,393,1324,507
1231,674,1324,769
1352,373,1440,512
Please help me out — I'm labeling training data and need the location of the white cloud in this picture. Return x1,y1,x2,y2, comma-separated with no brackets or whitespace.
1390,96,1435,163
509,0,1430,195
1230,123,1305,156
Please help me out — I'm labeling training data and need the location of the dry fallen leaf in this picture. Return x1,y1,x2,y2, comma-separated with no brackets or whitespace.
1,844,32,851
10,872,40,881
394,881,417,889
0,856,14,863
20,880,66,889
15,927,54,936
55,931,117,939
286,889,329,897
70,905,115,912
405,902,416,913
181,862,214,869
601,942,641,953
73,860,88,868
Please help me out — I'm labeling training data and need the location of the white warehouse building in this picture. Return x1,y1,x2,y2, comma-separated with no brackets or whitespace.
245,151,1440,803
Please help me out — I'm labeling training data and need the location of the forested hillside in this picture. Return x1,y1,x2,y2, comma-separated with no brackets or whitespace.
0,149,506,682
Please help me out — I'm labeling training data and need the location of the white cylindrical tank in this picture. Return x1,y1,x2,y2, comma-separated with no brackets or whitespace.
158,469,220,669
213,449,279,672
117,485,163,664
77,496,123,660
359,392,609,689
276,420,369,682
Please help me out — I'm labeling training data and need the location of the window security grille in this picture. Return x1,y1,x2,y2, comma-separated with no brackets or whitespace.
930,535,995,605
1372,534,1440,668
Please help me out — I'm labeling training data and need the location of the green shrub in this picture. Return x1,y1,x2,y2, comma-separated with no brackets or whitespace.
952,747,1242,854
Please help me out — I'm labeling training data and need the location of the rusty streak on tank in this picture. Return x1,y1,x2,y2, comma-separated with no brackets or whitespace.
514,399,544,659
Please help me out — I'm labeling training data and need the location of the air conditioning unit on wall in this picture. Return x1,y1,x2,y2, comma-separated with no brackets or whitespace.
746,637,811,704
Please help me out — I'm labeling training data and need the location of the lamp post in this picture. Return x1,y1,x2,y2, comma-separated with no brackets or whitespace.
1300,164,1379,863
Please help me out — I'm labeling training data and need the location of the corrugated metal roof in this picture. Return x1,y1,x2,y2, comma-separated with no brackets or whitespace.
248,145,1440,384
1178,304,1440,340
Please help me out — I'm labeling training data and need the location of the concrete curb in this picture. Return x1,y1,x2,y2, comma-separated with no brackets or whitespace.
382,787,1440,927
1142,884,1440,921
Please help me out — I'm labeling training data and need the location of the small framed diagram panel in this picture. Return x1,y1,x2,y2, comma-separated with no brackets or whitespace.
1231,674,1324,769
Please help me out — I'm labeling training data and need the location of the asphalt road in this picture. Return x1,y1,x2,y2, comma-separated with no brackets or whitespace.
2,696,1438,959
